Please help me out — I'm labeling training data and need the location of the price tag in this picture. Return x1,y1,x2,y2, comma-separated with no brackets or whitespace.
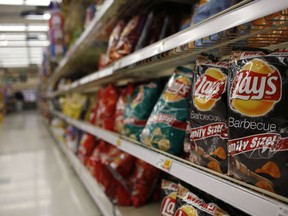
278,204,288,216
116,138,121,147
157,157,173,172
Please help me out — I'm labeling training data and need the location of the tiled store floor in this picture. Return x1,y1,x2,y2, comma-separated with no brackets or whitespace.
0,111,102,216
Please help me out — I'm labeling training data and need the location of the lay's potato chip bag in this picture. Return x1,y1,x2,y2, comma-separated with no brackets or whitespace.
141,66,193,156
123,81,163,141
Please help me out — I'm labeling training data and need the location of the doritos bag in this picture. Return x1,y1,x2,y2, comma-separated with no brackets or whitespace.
141,66,193,156
123,81,163,141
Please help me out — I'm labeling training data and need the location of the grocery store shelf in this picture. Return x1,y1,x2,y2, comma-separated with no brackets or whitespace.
47,126,115,216
46,119,160,216
48,0,288,96
50,109,288,216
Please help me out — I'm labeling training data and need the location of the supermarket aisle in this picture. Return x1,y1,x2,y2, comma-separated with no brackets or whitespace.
0,111,102,216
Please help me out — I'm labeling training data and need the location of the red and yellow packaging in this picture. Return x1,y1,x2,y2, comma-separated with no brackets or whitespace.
228,48,288,197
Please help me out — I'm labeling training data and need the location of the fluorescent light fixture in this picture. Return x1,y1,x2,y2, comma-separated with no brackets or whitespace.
25,0,51,6
0,0,51,6
0,40,49,47
0,24,48,32
0,0,23,5
0,34,26,40
25,13,51,20
0,25,26,32
27,25,49,32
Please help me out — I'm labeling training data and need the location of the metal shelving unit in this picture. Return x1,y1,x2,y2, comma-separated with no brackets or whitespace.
48,0,288,97
50,109,288,216
47,124,160,216
44,0,288,215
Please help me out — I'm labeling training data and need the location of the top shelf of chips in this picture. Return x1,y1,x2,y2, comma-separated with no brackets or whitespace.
48,0,288,96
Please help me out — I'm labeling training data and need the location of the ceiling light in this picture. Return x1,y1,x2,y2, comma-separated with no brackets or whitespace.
0,25,26,32
25,14,51,20
0,40,49,47
0,0,51,6
0,25,49,32
0,34,26,40
27,25,49,32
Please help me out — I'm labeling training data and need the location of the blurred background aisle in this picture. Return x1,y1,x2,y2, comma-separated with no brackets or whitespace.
0,111,102,216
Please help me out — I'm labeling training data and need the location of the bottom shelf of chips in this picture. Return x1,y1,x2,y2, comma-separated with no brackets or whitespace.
47,117,253,216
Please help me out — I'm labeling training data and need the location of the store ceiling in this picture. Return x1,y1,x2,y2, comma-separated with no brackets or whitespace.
0,0,53,69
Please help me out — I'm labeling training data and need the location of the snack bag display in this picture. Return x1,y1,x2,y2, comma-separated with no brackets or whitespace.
160,176,178,216
189,56,229,173
129,159,160,208
114,84,134,133
175,182,229,216
107,20,126,64
95,84,119,131
123,81,163,141
228,48,288,197
189,0,232,48
141,66,193,156
183,121,192,160
112,14,147,61
78,133,97,165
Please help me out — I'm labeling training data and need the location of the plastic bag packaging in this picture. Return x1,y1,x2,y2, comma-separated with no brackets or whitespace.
123,81,163,141
189,55,229,174
141,66,193,156
114,84,135,133
228,48,288,197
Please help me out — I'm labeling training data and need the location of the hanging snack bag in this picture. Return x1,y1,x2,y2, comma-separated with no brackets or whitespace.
141,66,193,156
160,176,178,216
95,84,119,131
189,55,229,173
228,48,288,197
175,181,229,216
129,159,160,208
123,81,163,141
183,121,192,160
114,84,134,133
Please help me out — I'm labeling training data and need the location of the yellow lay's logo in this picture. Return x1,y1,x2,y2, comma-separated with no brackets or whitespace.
193,68,227,111
230,59,281,117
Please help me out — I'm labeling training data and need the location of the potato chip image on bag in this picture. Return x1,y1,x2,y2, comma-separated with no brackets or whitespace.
123,81,163,141
141,66,193,156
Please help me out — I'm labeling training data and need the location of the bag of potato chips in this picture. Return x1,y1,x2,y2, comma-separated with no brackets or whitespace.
141,66,193,156
160,176,178,216
175,181,229,216
123,81,163,141
189,55,229,173
228,48,288,197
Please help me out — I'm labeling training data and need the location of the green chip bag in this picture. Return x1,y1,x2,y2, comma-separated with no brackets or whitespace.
123,81,163,141
141,66,193,156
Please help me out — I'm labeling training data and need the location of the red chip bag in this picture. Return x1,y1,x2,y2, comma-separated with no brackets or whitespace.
129,159,160,208
95,84,119,131
78,133,97,165
114,84,134,133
